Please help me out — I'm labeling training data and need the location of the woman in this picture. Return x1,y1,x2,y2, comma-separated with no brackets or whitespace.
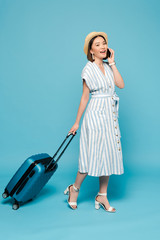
64,31,125,212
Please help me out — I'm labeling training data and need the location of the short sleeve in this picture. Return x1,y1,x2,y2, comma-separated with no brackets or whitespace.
81,66,91,91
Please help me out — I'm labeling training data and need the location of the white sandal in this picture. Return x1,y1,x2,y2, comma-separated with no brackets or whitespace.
95,192,116,213
64,184,80,210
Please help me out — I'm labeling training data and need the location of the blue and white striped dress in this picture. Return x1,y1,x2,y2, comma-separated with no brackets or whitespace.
78,61,124,176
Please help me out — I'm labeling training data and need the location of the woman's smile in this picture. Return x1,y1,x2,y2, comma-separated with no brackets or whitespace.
100,50,106,54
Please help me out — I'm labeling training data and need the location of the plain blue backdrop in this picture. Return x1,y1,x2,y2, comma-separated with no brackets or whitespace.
0,0,160,239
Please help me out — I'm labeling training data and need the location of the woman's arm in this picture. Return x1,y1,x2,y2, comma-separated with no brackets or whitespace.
111,64,125,89
69,80,90,135
108,48,125,89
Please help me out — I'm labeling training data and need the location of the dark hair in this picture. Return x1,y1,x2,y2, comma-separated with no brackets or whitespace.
87,35,108,62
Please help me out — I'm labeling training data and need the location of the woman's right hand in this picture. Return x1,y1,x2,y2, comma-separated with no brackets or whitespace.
68,122,79,135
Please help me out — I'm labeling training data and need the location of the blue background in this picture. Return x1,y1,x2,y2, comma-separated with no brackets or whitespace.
0,0,160,239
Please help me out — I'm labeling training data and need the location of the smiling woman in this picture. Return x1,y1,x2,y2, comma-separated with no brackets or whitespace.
87,33,108,62
65,31,125,212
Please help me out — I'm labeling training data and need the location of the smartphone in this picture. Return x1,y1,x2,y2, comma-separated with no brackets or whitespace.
107,49,111,58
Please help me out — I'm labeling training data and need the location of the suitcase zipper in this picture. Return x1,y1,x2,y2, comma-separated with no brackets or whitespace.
9,157,52,197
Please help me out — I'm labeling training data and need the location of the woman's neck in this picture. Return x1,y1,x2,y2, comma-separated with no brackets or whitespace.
94,58,103,67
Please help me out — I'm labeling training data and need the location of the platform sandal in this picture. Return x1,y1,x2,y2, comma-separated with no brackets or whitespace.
64,184,80,210
95,192,116,213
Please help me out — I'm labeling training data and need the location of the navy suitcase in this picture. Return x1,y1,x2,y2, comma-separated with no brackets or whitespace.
2,132,76,210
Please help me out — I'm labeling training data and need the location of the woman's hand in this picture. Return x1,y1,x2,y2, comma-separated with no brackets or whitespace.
68,122,79,135
108,48,115,64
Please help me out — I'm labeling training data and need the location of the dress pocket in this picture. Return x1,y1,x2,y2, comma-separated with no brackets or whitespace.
87,109,109,131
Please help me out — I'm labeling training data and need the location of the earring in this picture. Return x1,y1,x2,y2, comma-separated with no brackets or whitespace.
92,53,95,60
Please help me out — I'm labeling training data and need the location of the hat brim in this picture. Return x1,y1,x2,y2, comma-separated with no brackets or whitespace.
83,32,108,55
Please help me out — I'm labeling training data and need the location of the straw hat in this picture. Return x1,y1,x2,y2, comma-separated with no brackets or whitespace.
83,31,108,55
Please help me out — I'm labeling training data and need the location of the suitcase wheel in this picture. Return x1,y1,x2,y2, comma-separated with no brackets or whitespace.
2,191,9,199
12,203,19,210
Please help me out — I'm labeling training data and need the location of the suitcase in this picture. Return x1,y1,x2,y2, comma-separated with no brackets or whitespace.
2,132,77,210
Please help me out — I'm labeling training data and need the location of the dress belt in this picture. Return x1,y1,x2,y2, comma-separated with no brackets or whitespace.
91,93,112,98
91,92,120,114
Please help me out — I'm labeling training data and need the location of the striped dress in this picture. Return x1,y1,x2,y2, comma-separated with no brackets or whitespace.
78,61,124,176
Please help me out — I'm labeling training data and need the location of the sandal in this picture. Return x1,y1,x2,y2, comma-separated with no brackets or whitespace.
64,184,80,210
95,192,116,213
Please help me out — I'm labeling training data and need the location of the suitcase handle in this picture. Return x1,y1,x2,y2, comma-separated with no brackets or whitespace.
46,132,77,171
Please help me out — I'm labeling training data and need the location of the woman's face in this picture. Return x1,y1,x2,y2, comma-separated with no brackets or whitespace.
90,36,107,60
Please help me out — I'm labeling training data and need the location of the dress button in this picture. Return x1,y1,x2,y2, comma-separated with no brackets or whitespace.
109,86,111,88
112,104,115,107
117,141,120,144
112,97,113,99
116,134,118,136
114,119,116,121
115,126,117,129
113,112,115,114
118,148,121,151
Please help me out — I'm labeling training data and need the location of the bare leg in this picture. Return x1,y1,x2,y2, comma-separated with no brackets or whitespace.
74,171,88,188
99,175,109,193
69,171,87,209
96,176,116,211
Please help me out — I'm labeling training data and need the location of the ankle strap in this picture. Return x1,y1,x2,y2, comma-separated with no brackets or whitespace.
73,184,80,192
98,192,107,196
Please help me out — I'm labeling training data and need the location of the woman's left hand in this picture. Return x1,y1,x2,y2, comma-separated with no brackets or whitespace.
108,48,115,64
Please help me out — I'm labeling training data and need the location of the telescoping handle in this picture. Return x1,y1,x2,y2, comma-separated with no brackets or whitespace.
46,132,77,170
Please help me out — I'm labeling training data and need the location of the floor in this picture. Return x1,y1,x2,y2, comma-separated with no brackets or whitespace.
1,154,160,240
